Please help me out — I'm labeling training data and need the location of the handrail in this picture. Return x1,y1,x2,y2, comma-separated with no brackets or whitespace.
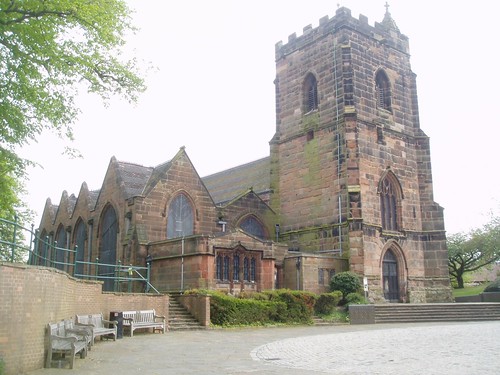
0,216,157,293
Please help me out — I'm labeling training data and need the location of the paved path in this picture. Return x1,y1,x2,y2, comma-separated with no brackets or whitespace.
29,321,500,374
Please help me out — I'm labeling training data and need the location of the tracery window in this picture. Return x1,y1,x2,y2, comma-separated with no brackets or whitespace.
215,251,257,283
375,70,392,112
379,172,402,231
303,73,318,113
167,193,194,239
239,215,266,240
55,225,67,271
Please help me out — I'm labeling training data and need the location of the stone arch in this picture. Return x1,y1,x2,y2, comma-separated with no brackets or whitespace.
379,240,408,302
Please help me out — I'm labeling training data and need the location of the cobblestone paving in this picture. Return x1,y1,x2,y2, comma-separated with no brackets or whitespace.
28,322,500,375
251,322,500,374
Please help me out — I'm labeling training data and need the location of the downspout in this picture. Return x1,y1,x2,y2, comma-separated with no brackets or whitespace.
333,41,343,256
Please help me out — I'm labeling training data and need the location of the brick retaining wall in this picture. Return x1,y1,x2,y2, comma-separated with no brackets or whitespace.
0,263,169,375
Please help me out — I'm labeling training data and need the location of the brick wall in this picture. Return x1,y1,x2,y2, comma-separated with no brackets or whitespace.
0,263,169,375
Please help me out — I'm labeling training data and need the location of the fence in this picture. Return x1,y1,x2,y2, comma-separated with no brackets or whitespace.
0,216,158,293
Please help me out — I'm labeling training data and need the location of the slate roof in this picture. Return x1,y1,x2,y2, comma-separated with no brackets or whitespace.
116,161,154,199
202,157,271,205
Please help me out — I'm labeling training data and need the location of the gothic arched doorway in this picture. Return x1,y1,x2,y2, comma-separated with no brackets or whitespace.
382,249,399,302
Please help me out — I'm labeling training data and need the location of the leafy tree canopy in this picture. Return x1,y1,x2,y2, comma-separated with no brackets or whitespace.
448,216,500,288
0,0,146,230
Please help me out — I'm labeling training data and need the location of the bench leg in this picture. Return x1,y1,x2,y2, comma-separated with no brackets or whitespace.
45,347,53,368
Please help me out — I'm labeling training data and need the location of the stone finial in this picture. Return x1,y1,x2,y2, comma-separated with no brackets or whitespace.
381,2,400,32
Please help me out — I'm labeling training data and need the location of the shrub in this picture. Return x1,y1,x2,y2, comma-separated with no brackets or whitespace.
209,292,284,326
262,289,316,324
330,271,362,299
314,291,343,315
345,292,367,305
484,278,500,292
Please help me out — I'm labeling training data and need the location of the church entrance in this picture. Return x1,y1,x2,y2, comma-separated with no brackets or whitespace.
382,250,399,302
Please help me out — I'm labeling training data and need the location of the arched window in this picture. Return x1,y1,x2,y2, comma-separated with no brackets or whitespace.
74,219,86,277
55,225,67,271
167,193,194,239
375,70,392,112
239,215,266,240
378,172,402,231
303,73,318,113
99,204,118,291
38,230,49,266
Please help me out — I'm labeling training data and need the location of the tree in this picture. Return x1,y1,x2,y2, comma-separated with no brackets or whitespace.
0,0,145,220
448,217,500,288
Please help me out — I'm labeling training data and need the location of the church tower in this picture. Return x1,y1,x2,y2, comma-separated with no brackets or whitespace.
270,6,452,302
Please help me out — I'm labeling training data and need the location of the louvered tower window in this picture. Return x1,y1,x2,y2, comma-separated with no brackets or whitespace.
303,73,318,113
375,70,392,112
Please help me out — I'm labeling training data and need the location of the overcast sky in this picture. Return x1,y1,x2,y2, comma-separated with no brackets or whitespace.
20,0,499,235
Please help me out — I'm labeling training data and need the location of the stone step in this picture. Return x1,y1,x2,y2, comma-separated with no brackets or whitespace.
168,297,205,331
373,303,500,323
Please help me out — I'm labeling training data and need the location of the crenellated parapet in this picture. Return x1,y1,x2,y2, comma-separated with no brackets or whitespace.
275,6,409,60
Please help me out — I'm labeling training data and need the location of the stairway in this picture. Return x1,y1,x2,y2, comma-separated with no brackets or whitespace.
373,303,500,324
168,297,205,331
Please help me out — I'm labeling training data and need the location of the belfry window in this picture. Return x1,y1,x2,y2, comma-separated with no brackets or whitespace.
166,193,194,239
303,73,318,113
375,70,392,112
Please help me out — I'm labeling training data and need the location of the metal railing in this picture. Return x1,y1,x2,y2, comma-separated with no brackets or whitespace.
0,217,158,293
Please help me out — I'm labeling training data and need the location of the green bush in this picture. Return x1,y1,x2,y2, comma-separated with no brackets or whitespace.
314,291,343,315
345,292,367,305
209,292,284,326
484,278,500,292
263,289,316,323
330,271,362,299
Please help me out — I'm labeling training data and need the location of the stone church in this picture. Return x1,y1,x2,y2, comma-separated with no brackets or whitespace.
36,6,452,303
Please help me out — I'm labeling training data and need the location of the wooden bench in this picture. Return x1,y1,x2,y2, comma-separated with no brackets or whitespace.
46,321,88,369
64,318,93,350
122,309,166,337
75,313,118,344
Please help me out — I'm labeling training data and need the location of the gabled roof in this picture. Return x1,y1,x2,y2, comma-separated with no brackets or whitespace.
116,160,154,199
202,157,271,205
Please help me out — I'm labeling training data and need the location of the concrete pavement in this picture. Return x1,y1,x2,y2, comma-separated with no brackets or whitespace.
28,321,500,374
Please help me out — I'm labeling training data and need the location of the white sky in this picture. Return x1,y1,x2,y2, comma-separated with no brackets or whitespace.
20,0,500,235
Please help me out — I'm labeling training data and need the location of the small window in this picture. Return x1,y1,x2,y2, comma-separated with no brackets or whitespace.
223,256,230,280
303,73,318,113
233,254,240,281
375,70,392,112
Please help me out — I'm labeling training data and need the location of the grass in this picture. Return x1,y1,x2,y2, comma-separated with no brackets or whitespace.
452,283,488,298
